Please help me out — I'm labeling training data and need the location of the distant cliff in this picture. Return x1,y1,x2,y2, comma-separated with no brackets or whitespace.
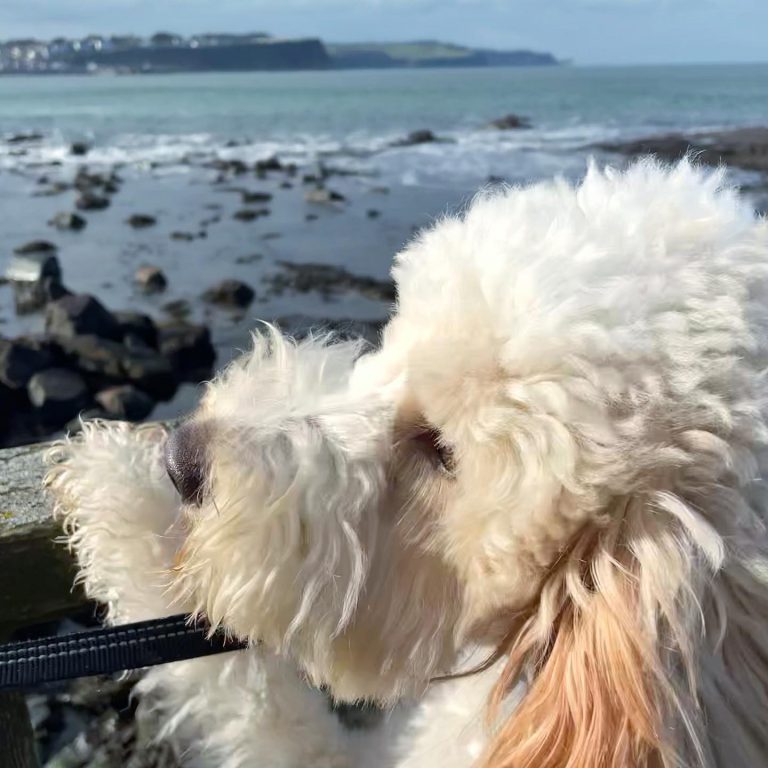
0,34,560,75
328,41,559,69
69,38,330,73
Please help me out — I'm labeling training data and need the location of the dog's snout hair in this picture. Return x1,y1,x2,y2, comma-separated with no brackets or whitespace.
165,421,208,505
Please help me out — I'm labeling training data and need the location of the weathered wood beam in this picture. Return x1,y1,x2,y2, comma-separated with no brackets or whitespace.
0,441,79,767
0,441,86,638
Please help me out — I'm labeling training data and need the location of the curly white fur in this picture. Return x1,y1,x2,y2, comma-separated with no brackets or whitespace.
46,159,768,768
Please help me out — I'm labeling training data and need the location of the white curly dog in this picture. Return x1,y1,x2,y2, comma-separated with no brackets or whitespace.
47,160,768,768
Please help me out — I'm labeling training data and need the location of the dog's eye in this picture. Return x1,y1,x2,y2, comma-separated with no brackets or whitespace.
413,427,455,475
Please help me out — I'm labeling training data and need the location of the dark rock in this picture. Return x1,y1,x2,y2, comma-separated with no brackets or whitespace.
306,213,319,222
487,113,532,130
206,158,249,175
241,190,273,204
202,279,255,308
264,261,396,303
170,231,195,241
27,368,90,425
391,129,447,147
74,167,121,192
134,265,167,294
56,334,176,400
0,337,56,389
121,350,177,400
280,181,293,189
126,214,157,229
41,276,72,302
48,211,87,231
74,169,98,191
594,127,768,174
305,187,346,205
70,141,90,156
228,159,249,175
367,209,381,219
45,294,122,341
123,332,153,351
161,299,192,320
158,323,215,374
235,253,263,265
114,311,158,348
95,385,155,421
56,335,126,379
233,208,269,222
75,192,110,211
0,414,50,448
6,132,43,144
255,156,283,173
0,382,15,425
13,240,57,255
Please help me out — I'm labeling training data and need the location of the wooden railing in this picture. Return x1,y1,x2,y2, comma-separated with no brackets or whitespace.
0,440,87,768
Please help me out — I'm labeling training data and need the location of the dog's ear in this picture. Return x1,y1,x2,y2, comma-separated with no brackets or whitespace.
477,491,737,768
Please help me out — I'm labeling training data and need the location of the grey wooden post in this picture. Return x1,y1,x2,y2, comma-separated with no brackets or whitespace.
0,440,87,768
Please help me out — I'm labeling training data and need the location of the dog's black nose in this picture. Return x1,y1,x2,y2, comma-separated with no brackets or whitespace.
165,421,208,505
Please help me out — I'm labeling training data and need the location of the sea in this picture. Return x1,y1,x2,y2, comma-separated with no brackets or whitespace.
1,63,767,417
2,63,768,185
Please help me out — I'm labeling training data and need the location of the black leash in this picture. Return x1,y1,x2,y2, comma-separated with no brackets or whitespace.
0,614,248,691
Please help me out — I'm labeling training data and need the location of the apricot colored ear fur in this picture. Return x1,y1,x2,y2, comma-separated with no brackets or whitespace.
481,532,669,768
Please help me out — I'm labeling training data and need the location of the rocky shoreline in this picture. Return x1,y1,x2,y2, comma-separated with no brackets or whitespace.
0,296,216,447
4,120,768,449
0,132,434,448
596,126,768,174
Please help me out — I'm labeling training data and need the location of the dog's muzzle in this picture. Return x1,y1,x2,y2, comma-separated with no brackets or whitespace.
165,421,208,505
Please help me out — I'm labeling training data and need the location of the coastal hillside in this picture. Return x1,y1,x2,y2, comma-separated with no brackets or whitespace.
328,40,559,68
70,38,331,73
0,33,558,74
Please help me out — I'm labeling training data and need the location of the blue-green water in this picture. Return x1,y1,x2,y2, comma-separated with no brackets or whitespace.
1,64,767,186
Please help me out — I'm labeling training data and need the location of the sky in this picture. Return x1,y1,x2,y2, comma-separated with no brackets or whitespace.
2,0,767,66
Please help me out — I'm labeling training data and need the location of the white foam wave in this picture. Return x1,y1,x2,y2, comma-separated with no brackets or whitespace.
0,118,742,189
